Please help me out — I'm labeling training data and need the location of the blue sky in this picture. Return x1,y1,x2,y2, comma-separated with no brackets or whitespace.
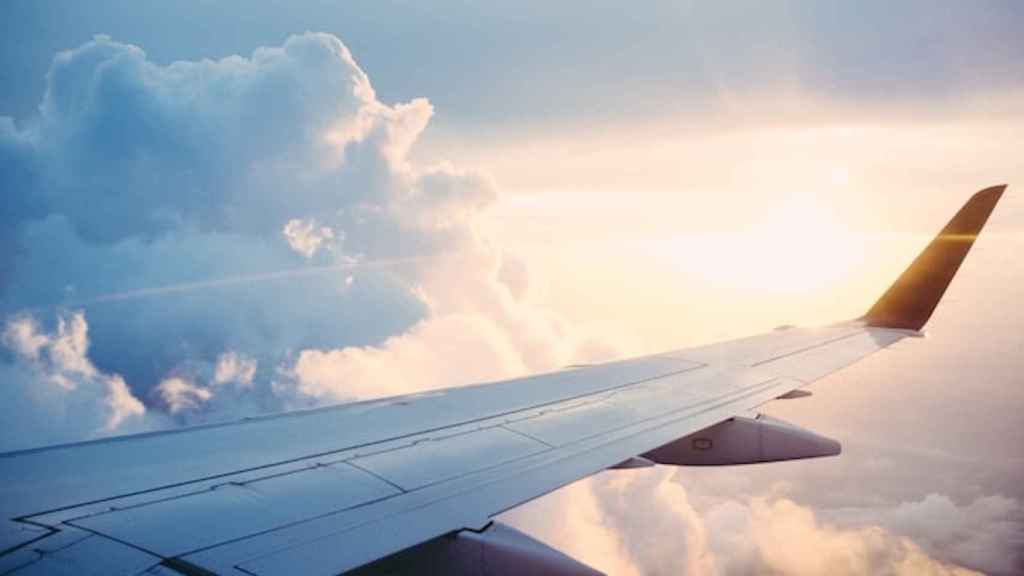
1,3,1022,574
3,1,1022,126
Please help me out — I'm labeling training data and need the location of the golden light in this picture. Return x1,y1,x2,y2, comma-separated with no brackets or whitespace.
653,192,864,294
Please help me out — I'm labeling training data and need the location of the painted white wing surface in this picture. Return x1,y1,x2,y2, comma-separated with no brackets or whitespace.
0,186,1006,575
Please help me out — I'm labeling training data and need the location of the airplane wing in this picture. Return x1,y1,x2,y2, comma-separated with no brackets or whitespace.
0,185,1006,576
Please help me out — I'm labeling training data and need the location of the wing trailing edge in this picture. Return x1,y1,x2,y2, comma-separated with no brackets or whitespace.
863,184,1006,331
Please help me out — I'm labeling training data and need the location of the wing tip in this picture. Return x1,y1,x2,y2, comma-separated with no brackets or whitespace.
972,183,1007,205
863,184,1007,331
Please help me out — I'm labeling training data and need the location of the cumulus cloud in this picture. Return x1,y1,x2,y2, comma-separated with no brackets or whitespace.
5,313,95,390
3,315,49,360
500,478,643,576
282,218,336,259
289,313,528,401
826,493,1024,575
594,470,715,575
724,496,981,576
0,312,148,450
213,351,257,388
155,377,213,414
104,375,146,431
3,34,415,400
0,30,608,443
506,470,1015,576
151,352,261,422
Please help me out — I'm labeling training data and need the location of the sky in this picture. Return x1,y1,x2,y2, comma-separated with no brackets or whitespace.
1,1,1022,574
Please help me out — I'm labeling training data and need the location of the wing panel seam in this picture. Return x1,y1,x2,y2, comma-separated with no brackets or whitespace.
16,363,706,522
748,330,866,367
228,377,792,571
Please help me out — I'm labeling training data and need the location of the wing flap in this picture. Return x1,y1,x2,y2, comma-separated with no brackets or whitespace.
189,371,796,575
67,462,399,558
0,531,158,576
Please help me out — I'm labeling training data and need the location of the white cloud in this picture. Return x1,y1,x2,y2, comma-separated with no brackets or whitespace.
282,218,335,258
289,313,527,401
0,30,611,429
5,312,93,388
507,470,1001,576
0,31,501,411
213,351,257,388
500,478,643,576
827,493,1024,575
737,497,979,576
41,313,96,389
0,312,149,450
284,243,629,403
596,469,715,575
155,377,213,414
2,316,49,360
104,375,145,431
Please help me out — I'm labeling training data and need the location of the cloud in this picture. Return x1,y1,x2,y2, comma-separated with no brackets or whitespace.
2,34,426,403
25,33,377,244
6,312,96,390
506,470,1013,576
155,377,213,414
282,218,336,259
826,493,1024,575
730,496,981,576
213,351,257,388
104,375,146,431
500,478,643,576
289,313,528,402
0,34,439,403
3,314,49,360
594,470,715,575
0,312,149,450
0,31,612,447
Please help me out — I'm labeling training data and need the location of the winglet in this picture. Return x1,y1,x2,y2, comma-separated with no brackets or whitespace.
863,185,1006,331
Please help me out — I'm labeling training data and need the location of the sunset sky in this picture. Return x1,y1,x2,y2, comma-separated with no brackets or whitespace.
1,2,1022,574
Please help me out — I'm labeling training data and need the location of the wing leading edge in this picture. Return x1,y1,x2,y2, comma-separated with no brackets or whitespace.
0,185,1006,575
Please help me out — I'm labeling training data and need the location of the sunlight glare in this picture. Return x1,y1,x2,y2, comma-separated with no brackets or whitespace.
658,192,864,294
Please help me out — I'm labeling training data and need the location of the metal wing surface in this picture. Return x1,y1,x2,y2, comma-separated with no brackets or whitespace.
0,185,1005,575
